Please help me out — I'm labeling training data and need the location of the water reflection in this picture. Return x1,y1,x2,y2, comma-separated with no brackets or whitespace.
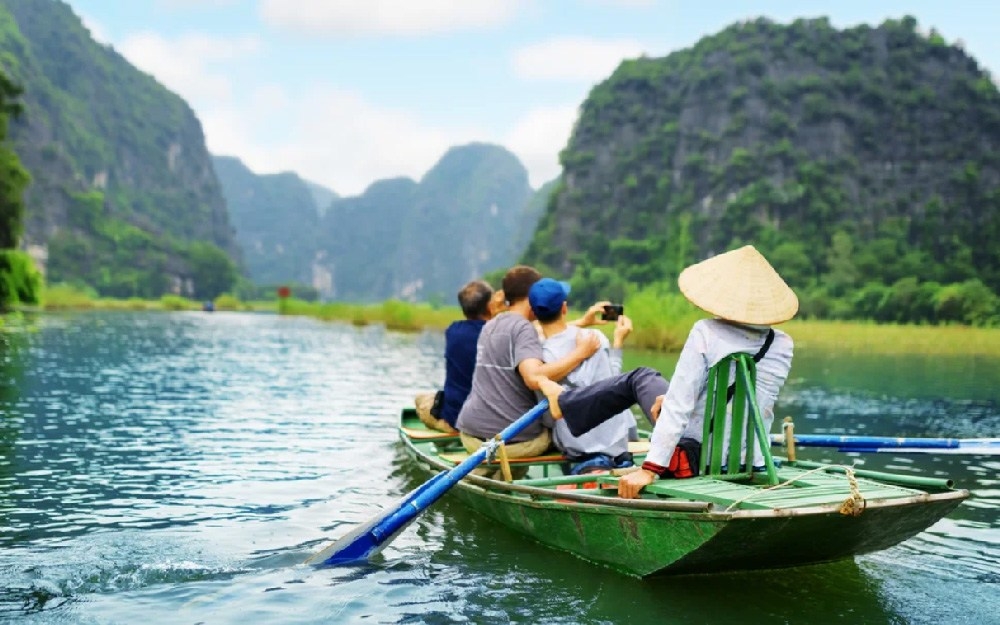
384,493,905,624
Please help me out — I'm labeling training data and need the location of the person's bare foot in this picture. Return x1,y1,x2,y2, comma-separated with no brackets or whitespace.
538,378,565,419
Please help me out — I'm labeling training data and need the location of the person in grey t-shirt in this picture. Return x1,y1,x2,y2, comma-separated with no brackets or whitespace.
456,265,601,479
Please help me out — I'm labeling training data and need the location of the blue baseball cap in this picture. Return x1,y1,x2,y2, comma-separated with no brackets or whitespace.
529,278,571,318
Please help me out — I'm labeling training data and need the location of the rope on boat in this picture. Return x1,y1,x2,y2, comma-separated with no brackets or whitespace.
838,466,866,517
723,463,867,514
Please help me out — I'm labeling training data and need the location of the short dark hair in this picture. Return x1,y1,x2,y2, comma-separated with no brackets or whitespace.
457,280,493,320
502,265,542,304
533,306,562,324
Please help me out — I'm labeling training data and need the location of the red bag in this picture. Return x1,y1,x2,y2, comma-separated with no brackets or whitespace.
665,437,701,479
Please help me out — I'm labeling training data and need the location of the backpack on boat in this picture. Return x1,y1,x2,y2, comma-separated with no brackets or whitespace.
664,437,701,479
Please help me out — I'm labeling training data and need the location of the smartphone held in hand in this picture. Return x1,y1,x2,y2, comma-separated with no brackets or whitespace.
601,304,624,321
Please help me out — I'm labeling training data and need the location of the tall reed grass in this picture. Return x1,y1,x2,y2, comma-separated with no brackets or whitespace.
280,298,455,331
36,284,274,313
282,293,1000,356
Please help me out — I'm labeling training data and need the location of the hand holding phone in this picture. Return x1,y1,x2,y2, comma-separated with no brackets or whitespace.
601,304,624,321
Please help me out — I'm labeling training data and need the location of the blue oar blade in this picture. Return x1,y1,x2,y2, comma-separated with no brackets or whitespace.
307,488,429,566
309,400,549,567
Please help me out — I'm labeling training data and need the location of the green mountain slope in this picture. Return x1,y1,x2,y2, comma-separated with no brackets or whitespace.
212,155,323,287
318,143,534,302
0,0,240,298
524,17,1000,323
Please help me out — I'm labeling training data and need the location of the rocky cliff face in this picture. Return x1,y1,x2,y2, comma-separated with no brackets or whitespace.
524,17,1000,304
211,143,542,302
317,143,537,302
212,155,324,287
0,0,240,296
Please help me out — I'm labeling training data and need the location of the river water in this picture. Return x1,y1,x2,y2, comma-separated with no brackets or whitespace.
0,312,997,624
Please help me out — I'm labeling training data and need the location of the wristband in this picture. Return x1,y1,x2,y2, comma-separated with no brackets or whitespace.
640,461,666,479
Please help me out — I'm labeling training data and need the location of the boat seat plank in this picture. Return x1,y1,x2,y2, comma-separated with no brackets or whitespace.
439,451,566,465
400,426,460,440
771,468,924,495
437,440,650,466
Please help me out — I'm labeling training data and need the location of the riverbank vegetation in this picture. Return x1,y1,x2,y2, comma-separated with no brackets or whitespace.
14,285,1000,356
36,283,274,313
279,293,1000,356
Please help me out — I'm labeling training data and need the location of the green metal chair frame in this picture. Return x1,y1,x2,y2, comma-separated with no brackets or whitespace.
701,353,780,486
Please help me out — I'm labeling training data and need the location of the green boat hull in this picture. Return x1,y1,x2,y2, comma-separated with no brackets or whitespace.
398,411,969,577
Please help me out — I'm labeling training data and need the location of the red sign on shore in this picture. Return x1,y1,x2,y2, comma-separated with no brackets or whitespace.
277,286,291,299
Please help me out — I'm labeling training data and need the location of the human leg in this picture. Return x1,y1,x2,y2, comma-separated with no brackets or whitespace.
542,367,668,438
460,429,552,479
414,392,456,433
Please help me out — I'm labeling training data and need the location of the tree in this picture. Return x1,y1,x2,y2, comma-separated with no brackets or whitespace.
187,242,238,300
0,69,28,250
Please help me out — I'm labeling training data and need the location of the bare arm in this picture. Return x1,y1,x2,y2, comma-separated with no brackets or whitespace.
517,330,600,388
570,301,611,328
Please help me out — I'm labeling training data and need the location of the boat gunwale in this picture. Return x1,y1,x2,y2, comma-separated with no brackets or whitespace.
398,426,971,521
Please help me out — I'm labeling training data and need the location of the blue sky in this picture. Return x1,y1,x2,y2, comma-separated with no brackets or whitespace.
65,0,1000,196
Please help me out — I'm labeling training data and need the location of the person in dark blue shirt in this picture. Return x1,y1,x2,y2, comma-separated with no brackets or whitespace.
415,280,497,432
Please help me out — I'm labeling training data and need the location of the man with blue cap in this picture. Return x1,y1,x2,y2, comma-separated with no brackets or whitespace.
529,278,639,474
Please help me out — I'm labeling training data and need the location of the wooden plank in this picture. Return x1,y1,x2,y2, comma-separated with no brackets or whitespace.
628,441,650,454
439,451,567,465
401,426,459,440
643,479,776,510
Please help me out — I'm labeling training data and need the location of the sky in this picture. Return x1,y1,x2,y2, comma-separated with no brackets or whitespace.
65,0,1000,197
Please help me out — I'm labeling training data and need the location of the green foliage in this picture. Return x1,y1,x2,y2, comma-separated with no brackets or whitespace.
40,281,96,308
160,294,194,311
0,0,241,298
0,145,28,248
521,15,1000,327
623,286,705,351
186,241,237,300
934,280,999,326
213,293,243,311
0,249,39,308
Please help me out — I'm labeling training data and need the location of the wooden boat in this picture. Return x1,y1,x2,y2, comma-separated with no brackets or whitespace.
399,408,968,577
384,354,974,577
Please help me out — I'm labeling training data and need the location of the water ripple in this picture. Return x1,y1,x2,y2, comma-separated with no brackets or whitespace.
1,312,997,624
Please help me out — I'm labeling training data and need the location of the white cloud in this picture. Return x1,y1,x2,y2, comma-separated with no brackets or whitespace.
502,104,579,187
512,36,646,82
118,32,260,103
259,0,523,36
589,0,656,7
203,86,470,196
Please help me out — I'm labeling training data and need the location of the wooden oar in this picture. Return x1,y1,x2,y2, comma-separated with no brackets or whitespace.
307,400,550,567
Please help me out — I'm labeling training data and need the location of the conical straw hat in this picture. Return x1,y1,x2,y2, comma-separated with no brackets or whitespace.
678,245,798,325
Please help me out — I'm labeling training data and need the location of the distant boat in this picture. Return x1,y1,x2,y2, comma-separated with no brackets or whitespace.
396,408,968,577
202,301,214,312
